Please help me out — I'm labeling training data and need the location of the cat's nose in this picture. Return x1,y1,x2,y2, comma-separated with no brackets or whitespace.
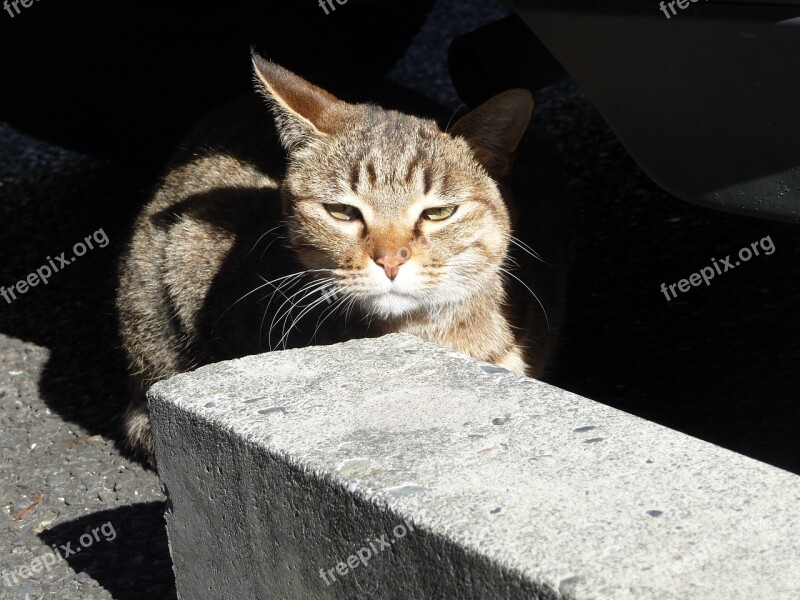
374,254,407,281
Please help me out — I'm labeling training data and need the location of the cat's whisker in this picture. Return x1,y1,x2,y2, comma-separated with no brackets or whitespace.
256,272,313,333
503,253,522,268
499,267,551,334
212,272,306,335
285,281,341,333
276,287,340,349
343,294,359,326
261,221,295,258
284,229,309,247
257,269,316,305
309,298,340,343
259,269,336,303
263,268,334,286
268,278,337,349
444,103,467,133
222,268,332,321
222,268,332,338
247,225,284,257
259,234,287,259
310,288,352,343
510,237,549,265
263,276,331,339
269,277,335,337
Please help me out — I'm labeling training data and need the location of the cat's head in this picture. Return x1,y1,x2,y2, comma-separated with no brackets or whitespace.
252,54,533,318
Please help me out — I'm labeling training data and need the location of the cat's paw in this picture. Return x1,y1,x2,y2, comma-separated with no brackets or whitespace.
122,393,156,469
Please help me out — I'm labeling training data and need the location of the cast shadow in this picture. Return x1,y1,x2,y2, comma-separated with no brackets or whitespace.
38,502,176,600
0,157,154,460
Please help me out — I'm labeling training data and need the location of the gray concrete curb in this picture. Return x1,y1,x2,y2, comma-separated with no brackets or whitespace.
149,334,800,599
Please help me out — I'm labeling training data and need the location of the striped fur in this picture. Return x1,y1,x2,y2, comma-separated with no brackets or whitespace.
116,57,557,466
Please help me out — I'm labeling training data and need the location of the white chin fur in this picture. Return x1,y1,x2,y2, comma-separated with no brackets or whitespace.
358,261,424,317
362,293,421,318
355,260,477,318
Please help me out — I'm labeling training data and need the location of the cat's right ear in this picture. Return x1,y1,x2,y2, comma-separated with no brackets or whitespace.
449,89,534,180
251,52,341,152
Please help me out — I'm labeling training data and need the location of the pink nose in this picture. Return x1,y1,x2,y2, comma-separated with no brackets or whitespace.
374,254,407,280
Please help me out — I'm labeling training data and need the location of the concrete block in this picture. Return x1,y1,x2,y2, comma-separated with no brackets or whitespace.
149,334,800,600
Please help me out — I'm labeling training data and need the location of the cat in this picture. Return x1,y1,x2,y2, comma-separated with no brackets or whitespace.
116,52,568,466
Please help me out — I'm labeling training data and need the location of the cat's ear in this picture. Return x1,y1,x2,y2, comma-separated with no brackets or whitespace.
251,52,341,152
449,89,534,179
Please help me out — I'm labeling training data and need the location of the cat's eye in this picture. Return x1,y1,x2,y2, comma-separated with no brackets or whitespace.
422,205,457,221
324,203,361,221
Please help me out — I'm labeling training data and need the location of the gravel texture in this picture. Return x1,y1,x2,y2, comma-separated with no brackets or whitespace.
1,0,799,598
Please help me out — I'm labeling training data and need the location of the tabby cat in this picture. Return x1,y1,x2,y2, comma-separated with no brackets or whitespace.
116,53,565,465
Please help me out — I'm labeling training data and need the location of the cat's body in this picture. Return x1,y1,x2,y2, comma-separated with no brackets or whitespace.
116,56,568,464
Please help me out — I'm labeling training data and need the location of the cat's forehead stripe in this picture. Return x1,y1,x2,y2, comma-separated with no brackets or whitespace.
347,148,437,195
403,150,423,186
365,162,378,187
348,161,360,193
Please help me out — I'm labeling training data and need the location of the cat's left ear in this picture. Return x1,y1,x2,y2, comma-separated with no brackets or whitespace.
251,52,341,152
449,89,534,180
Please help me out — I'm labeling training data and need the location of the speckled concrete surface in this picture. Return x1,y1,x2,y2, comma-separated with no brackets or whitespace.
150,334,800,600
